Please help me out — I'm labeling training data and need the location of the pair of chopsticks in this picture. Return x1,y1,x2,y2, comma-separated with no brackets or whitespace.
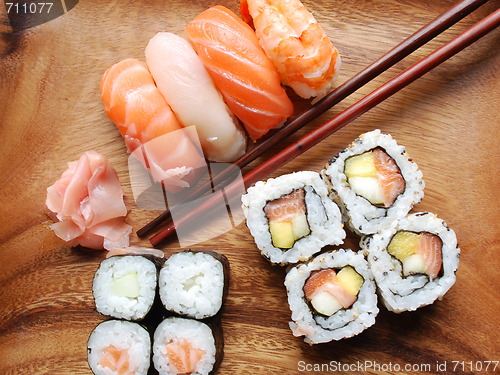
142,0,499,246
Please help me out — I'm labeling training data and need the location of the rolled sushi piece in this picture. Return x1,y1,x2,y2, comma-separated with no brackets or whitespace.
285,249,378,344
87,319,151,375
361,212,460,313
153,316,223,375
241,171,345,265
159,250,229,319
321,129,425,235
93,255,160,321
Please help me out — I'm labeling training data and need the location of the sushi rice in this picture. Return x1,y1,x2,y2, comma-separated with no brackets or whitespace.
361,212,460,313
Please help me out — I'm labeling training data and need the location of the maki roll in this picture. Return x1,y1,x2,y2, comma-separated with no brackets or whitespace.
361,212,460,313
321,129,424,235
87,319,151,375
285,249,378,344
93,255,160,321
153,316,223,375
159,250,229,319
242,171,345,265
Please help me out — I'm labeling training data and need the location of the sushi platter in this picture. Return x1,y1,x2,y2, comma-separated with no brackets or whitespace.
0,0,499,374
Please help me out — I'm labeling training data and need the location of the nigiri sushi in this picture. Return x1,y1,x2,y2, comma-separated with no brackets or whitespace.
241,0,341,100
100,59,206,192
185,5,294,142
145,32,247,162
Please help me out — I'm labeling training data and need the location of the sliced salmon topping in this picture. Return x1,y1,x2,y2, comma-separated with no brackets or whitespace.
264,189,306,223
185,5,293,141
416,232,443,280
373,148,405,207
165,338,205,374
100,345,133,375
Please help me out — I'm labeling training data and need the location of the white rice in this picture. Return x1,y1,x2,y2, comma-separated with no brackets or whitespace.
361,212,460,313
87,320,151,375
159,251,225,319
241,171,345,265
153,317,216,375
285,249,379,344
92,256,158,321
321,129,425,235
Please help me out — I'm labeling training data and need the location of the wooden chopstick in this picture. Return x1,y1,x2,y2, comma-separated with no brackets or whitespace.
149,8,500,247
137,0,490,238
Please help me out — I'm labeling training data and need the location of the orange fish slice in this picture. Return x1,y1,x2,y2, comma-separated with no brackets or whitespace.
373,148,405,207
185,5,294,141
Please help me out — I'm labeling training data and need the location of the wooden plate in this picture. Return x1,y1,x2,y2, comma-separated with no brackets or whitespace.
1,0,499,373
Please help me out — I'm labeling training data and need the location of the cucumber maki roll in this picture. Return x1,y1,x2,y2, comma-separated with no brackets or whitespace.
152,316,223,375
321,129,424,235
361,212,460,313
158,250,229,319
87,319,151,375
285,249,378,344
92,255,160,321
242,171,345,265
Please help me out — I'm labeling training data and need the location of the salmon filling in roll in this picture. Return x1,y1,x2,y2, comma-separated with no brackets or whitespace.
388,231,443,280
264,188,310,249
344,147,405,208
303,266,363,316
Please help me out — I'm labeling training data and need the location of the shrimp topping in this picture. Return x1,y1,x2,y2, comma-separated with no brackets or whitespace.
241,0,341,100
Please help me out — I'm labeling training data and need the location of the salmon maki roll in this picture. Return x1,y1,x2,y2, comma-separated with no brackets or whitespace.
361,212,460,313
100,59,206,192
321,129,425,235
87,320,151,375
241,0,341,100
153,317,223,375
185,5,294,141
285,249,378,344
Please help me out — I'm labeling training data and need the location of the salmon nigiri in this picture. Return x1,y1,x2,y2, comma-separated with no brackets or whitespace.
145,32,247,163
100,58,206,191
185,5,294,141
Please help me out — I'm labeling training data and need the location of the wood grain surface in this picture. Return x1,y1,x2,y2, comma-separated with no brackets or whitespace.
1,0,499,374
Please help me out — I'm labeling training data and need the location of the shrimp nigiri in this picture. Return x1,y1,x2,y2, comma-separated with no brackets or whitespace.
241,0,341,100
100,59,206,191
185,5,294,141
145,32,247,162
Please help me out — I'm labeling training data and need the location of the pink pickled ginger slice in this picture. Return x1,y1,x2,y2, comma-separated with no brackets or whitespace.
46,151,131,250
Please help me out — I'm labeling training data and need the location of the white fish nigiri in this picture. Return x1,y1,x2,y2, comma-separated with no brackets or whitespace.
145,32,247,163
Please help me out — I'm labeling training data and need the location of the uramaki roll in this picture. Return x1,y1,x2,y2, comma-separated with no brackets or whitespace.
285,249,378,344
242,171,345,265
361,212,460,313
321,129,425,235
